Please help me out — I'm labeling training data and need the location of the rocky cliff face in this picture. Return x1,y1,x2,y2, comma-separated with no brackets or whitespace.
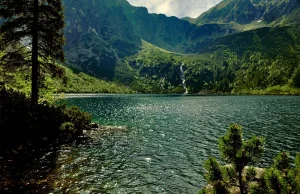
199,0,262,25
262,0,300,23
63,0,141,79
195,0,300,25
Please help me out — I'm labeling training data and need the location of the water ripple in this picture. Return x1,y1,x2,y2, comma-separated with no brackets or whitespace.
52,95,300,193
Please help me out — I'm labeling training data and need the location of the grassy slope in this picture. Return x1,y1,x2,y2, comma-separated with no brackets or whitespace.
118,40,186,93
141,40,175,54
55,64,133,94
0,61,133,101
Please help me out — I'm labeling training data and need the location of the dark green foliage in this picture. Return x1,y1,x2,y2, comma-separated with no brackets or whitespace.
170,86,186,94
204,157,224,182
202,124,265,194
291,65,300,88
273,152,290,173
291,153,300,192
59,122,75,132
199,188,208,194
219,124,265,194
295,153,300,170
246,151,300,193
61,106,91,132
213,181,230,194
201,126,300,193
249,175,269,194
264,168,289,194
245,167,257,182
0,0,65,103
219,124,265,168
0,87,92,154
257,152,300,194
219,124,243,162
203,157,229,194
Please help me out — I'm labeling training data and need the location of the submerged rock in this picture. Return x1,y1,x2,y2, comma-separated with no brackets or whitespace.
83,125,128,140
98,125,128,132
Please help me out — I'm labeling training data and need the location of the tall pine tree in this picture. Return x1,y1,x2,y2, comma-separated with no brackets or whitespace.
0,0,65,104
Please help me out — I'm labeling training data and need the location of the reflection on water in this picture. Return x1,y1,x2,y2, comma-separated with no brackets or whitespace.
52,95,300,193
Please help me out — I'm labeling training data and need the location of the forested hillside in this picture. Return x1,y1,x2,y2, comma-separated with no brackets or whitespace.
184,26,300,94
2,0,300,94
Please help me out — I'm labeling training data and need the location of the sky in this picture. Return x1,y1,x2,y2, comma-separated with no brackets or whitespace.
127,0,222,18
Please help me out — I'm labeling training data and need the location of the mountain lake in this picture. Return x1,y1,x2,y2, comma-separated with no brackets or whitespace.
51,94,300,193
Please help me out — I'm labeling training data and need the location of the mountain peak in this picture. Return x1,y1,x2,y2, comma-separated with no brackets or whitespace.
195,0,300,25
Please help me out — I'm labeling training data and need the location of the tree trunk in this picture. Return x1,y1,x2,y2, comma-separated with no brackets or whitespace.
238,170,244,194
31,0,39,105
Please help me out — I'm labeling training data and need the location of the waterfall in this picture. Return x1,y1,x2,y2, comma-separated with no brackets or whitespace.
180,63,188,94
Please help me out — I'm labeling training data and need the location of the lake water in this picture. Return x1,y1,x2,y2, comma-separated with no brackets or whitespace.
54,94,300,193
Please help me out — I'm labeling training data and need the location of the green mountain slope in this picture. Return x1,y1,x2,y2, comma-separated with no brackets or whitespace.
61,0,237,89
0,48,132,96
63,0,141,80
121,40,184,93
55,64,133,93
196,0,261,25
195,0,300,26
0,62,132,97
117,0,236,53
183,26,300,94
117,0,195,53
117,25,300,94
60,0,300,94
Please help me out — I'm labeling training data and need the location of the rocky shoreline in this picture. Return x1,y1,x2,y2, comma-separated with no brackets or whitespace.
0,123,128,194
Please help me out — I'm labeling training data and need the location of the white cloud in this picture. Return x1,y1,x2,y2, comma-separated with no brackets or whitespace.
127,0,222,18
